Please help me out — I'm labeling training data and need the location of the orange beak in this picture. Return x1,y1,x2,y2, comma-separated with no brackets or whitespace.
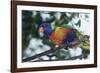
39,27,44,32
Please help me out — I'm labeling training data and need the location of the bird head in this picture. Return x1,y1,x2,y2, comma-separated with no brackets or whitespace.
38,23,52,38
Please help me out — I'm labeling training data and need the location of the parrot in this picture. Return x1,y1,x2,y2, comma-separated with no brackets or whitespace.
38,23,77,46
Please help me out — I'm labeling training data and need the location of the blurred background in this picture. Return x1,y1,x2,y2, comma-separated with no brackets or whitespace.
22,10,90,62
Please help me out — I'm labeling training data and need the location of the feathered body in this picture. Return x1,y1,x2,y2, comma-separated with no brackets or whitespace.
39,23,77,46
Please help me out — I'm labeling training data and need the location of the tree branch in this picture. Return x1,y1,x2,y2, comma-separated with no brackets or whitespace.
22,44,66,62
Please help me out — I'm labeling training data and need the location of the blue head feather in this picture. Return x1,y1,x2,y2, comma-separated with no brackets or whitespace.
40,23,52,38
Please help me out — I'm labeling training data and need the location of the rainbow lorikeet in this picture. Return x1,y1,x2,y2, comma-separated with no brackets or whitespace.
39,23,77,46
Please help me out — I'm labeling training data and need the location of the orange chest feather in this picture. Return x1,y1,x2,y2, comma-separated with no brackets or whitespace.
49,28,72,45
